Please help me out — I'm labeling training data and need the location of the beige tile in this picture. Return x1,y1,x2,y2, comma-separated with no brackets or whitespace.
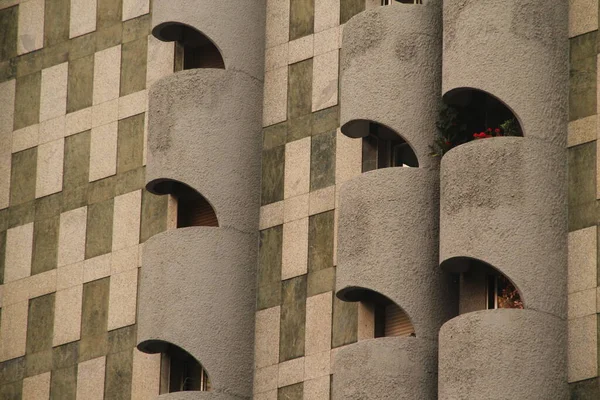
335,129,361,184
569,0,598,37
278,357,304,388
17,0,45,54
284,193,310,223
83,253,111,283
366,0,381,8
567,115,595,148
329,346,341,371
312,50,339,112
568,226,597,293
263,66,288,127
5,223,34,283
40,62,68,122
260,201,284,230
3,278,30,306
281,217,309,280
65,107,92,136
306,292,332,355
146,36,174,88
265,0,290,48
254,365,278,394
93,45,122,105
58,206,88,267
39,115,66,145
255,390,277,400
89,121,118,182
314,26,340,56
53,285,83,346
265,43,288,72
255,306,281,369
305,351,330,381
76,356,106,400
28,269,57,300
118,90,147,120
315,0,340,32
36,138,64,198
69,0,97,38
0,1,20,11
568,288,596,319
357,301,375,340
333,207,338,267
303,376,330,400
0,80,15,210
22,371,51,400
309,186,335,215
288,35,314,65
57,261,84,290
107,269,138,330
568,315,597,382
0,301,28,362
111,245,139,274
131,350,160,400
122,0,149,21
112,190,141,251
284,137,311,198
92,99,119,128
0,286,4,308
12,124,39,153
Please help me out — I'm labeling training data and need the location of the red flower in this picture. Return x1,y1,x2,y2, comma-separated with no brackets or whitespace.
487,128,492,132
494,128,501,134
445,140,451,146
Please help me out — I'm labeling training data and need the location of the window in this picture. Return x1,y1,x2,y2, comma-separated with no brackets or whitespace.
172,26,225,71
487,274,523,310
160,345,210,393
382,0,423,4
175,186,218,228
374,302,415,338
362,122,418,172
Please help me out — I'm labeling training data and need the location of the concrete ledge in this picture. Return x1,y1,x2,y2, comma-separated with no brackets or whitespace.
147,69,262,233
443,0,568,146
439,309,568,400
332,337,437,400
440,137,567,318
137,227,257,398
336,168,457,339
340,4,441,168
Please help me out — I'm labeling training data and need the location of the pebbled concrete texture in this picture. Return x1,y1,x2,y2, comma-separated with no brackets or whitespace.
337,167,457,339
137,227,257,399
151,0,266,80
332,337,438,400
443,0,569,147
146,69,263,233
438,309,568,400
440,137,567,318
339,4,441,168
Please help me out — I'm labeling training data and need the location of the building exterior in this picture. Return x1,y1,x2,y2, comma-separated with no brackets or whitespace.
0,0,597,398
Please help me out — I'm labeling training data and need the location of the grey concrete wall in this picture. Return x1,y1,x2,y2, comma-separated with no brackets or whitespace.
152,0,266,79
146,69,263,233
339,4,441,168
137,227,257,399
443,0,569,147
337,167,457,339
438,309,568,399
440,137,567,318
332,337,438,399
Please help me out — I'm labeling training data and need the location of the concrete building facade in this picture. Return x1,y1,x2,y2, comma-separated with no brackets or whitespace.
0,0,597,398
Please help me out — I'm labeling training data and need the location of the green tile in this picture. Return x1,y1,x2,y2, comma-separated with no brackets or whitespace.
570,32,597,121
88,176,116,205
307,267,335,297
312,106,339,136
0,380,22,400
139,190,167,243
310,131,336,191
10,148,37,206
13,71,41,130
8,201,35,228
31,216,59,275
64,130,91,190
26,294,55,354
42,41,70,69
115,167,145,196
79,278,110,361
263,122,288,150
290,0,314,41
120,38,147,96
278,382,303,400
568,142,597,231
0,231,6,284
280,276,307,362
0,208,6,231
104,349,133,400
16,50,42,77
332,296,357,348
35,193,62,221
67,55,94,114
0,6,18,62
85,199,114,259
117,114,145,173
288,59,313,119
96,24,123,52
25,349,52,377
69,33,96,61
52,342,79,370
107,325,137,354
50,366,77,400
257,226,283,310
571,31,597,63
261,146,285,206
61,186,88,213
122,14,151,43
308,211,334,272
0,58,17,83
340,0,365,24
570,377,600,399
97,0,123,30
44,0,70,47
0,357,25,385
287,114,312,143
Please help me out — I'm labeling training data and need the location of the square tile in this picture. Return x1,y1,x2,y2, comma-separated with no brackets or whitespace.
58,206,88,267
107,268,138,330
568,315,597,382
260,201,284,230
122,0,149,21
0,301,28,361
12,124,39,153
568,288,596,319
76,356,105,400
255,306,281,369
89,122,118,182
314,26,339,56
284,137,311,198
65,107,92,136
278,357,304,388
305,292,332,355
17,0,45,55
315,0,340,33
282,217,309,280
39,62,68,122
568,226,597,293
263,67,288,127
309,186,335,215
112,190,141,251
53,286,83,346
266,0,290,48
22,371,50,400
312,50,339,112
70,0,97,39
265,43,288,72
146,36,173,88
93,45,121,105
569,0,598,38
289,35,314,65
284,194,309,223
4,222,34,283
131,350,160,400
39,115,66,145
92,99,119,128
35,138,64,198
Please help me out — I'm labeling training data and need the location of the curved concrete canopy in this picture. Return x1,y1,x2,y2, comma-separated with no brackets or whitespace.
438,309,567,399
340,3,441,168
443,0,568,146
440,137,567,318
336,167,457,339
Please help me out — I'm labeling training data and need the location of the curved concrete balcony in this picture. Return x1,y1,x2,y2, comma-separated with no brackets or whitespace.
137,227,257,398
154,393,240,400
440,137,567,318
442,0,568,146
336,167,457,339
438,309,567,399
332,337,437,399
339,4,441,167
146,69,262,233
151,0,265,79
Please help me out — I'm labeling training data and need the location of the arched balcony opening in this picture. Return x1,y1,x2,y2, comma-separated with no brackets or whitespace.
382,0,423,4
160,344,210,393
153,23,225,70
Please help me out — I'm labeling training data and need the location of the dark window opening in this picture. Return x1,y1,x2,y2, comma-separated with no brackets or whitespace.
172,26,225,71
176,185,218,228
383,0,423,4
362,122,418,173
487,274,523,310
374,302,415,338
160,345,210,393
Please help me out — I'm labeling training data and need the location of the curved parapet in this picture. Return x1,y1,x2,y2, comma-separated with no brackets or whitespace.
146,69,262,233
137,227,257,398
340,4,441,167
152,393,240,400
337,168,457,339
440,137,567,317
151,0,265,79
438,309,567,399
442,0,568,146
332,337,437,399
